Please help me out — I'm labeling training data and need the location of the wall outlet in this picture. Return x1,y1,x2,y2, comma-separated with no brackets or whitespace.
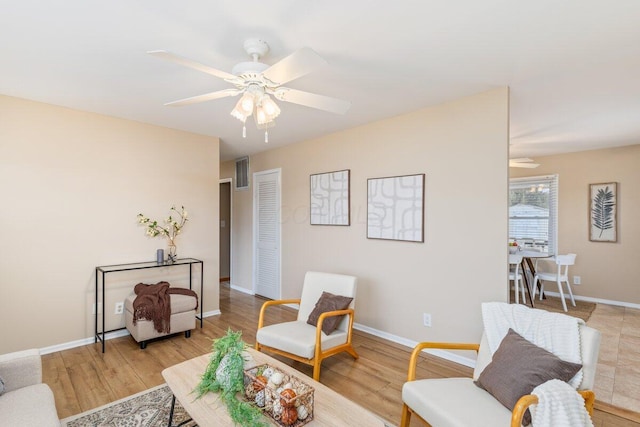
92,303,102,315
573,276,581,285
114,302,124,315
423,313,432,327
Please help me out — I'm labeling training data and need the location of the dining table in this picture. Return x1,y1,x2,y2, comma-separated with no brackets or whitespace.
517,249,552,307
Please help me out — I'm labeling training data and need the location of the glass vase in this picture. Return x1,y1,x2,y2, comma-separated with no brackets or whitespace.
167,240,177,264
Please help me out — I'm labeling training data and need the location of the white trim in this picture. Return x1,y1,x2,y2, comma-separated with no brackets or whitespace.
353,323,477,369
541,291,640,310
40,329,131,355
219,178,233,286
203,309,221,317
229,284,254,295
40,311,221,355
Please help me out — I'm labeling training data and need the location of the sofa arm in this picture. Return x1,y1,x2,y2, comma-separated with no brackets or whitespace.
0,348,42,393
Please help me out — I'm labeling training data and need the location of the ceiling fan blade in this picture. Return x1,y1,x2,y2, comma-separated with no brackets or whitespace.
273,88,351,114
164,89,241,107
148,50,237,81
509,160,540,168
262,47,327,85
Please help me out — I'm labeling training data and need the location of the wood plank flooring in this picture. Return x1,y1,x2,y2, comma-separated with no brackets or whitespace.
43,284,639,426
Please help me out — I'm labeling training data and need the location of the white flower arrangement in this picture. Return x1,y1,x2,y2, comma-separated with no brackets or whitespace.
137,205,188,249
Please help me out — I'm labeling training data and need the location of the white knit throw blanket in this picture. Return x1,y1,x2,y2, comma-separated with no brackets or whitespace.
531,379,594,427
481,302,584,388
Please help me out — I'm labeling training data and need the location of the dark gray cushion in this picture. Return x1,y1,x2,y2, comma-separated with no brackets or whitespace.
0,375,4,395
474,328,583,425
306,291,353,335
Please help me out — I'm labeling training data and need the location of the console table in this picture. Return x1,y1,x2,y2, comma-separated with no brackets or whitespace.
94,258,203,353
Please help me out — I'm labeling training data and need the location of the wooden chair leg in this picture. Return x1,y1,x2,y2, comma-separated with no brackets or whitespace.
345,345,359,359
313,359,322,381
400,404,411,427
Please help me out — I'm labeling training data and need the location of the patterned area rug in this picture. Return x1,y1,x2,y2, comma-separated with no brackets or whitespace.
61,383,396,427
60,384,197,427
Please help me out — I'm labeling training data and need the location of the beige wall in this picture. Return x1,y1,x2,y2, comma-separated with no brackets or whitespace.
511,144,640,305
0,95,220,353
221,88,510,345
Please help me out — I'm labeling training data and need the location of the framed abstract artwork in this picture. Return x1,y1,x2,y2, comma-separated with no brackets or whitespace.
367,173,425,242
589,182,617,242
310,169,350,226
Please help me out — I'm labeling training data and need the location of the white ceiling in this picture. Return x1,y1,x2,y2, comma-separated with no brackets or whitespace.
2,1,639,161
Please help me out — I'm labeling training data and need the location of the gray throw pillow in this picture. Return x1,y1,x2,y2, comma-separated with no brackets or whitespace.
474,328,583,425
306,291,353,335
0,375,4,395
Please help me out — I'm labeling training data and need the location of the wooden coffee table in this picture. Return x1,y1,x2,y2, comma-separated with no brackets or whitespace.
162,347,386,426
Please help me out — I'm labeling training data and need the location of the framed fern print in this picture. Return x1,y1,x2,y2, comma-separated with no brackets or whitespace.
589,182,617,242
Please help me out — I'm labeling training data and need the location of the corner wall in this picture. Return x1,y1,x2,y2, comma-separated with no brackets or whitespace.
511,144,640,305
0,95,220,353
221,87,510,344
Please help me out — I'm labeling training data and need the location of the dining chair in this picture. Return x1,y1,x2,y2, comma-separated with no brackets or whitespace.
509,254,526,304
532,253,577,312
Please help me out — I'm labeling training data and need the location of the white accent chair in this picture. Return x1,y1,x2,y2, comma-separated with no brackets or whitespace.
0,349,60,427
532,253,577,312
400,323,601,427
255,271,358,381
509,253,525,304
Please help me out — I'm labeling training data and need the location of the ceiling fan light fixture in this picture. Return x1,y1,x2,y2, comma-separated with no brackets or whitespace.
230,101,248,122
255,105,268,125
239,92,254,115
151,39,351,145
261,94,280,118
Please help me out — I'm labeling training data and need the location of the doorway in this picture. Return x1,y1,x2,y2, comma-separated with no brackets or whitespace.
253,169,281,299
219,179,232,283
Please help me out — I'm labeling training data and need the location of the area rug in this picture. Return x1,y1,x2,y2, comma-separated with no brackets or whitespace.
60,384,196,427
510,291,596,322
61,384,397,427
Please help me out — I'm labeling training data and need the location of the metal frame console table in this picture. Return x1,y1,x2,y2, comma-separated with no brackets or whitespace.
95,258,204,353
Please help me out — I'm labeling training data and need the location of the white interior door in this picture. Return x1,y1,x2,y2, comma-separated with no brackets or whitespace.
253,169,281,299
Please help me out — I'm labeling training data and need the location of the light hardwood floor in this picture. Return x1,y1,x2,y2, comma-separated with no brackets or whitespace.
43,284,639,426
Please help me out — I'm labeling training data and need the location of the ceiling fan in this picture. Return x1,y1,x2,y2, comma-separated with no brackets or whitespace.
148,38,351,142
509,158,540,168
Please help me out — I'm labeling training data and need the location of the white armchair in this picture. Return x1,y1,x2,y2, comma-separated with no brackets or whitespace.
255,271,358,381
0,349,60,426
401,319,600,426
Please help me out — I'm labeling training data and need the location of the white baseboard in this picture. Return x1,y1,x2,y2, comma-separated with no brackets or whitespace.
353,322,476,369
41,311,221,355
543,291,640,310
229,283,254,295
40,329,131,355
202,310,221,317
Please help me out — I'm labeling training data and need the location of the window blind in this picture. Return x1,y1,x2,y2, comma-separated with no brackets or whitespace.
509,175,558,255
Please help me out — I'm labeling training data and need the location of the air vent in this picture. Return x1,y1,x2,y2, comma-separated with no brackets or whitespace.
235,156,250,190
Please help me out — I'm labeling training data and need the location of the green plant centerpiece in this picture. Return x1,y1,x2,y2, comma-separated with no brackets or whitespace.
195,329,267,427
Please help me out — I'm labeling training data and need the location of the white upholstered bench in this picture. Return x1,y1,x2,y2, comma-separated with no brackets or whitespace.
124,292,197,349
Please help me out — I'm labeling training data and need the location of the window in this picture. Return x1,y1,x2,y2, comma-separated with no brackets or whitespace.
509,175,558,255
